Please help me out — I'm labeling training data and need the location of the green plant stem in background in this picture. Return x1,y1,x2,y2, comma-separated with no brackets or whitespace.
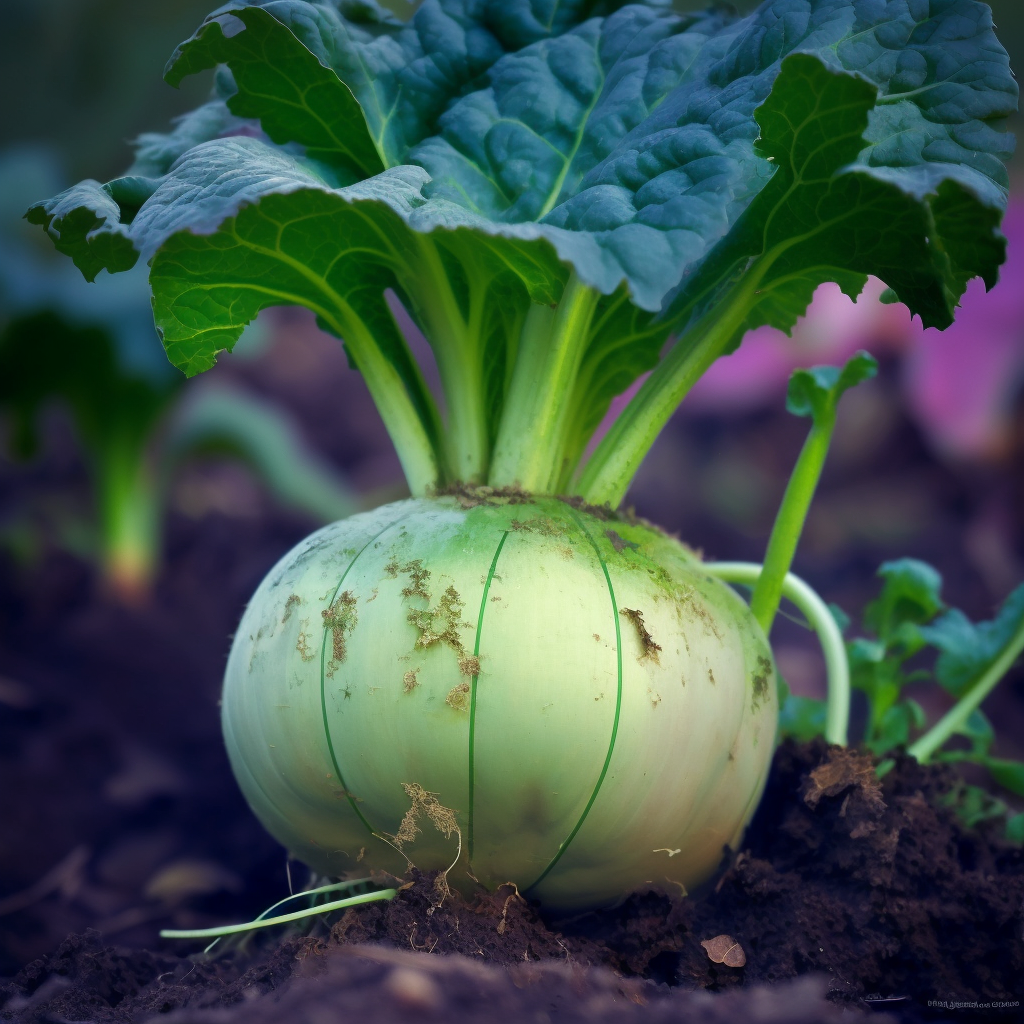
707,562,850,746
749,353,878,633
490,273,600,492
748,412,835,633
96,436,161,602
160,887,396,941
909,616,1024,764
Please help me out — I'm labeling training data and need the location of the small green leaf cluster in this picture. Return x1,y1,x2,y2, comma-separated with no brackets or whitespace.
779,559,1024,843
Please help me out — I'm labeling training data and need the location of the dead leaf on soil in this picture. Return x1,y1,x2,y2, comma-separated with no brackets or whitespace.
802,747,884,809
701,934,746,968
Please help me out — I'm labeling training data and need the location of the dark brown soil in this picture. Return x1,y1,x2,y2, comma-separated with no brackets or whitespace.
2,739,1022,1023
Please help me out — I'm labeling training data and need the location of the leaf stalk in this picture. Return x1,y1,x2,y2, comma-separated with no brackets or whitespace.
908,616,1024,764
748,411,835,633
708,562,850,746
489,272,599,492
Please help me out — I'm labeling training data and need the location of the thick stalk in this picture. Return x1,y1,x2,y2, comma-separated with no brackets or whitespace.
576,269,766,507
409,242,490,483
908,616,1024,763
749,410,835,633
489,272,600,492
707,562,850,746
333,308,443,496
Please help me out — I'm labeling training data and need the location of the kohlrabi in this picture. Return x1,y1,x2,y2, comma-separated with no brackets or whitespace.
29,0,1017,909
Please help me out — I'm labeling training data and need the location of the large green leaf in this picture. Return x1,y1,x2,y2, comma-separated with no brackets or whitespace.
166,1,660,171
27,0,1017,490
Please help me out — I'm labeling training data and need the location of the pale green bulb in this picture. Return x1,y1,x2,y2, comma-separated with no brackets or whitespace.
223,494,777,909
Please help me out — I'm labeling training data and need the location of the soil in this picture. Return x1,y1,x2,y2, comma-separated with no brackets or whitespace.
2,318,1024,1023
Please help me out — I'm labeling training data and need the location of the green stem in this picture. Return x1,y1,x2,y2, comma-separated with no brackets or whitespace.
408,243,489,483
575,269,766,508
336,309,443,497
749,410,835,633
908,617,1024,764
96,435,160,601
707,562,850,746
489,272,600,492
160,888,396,941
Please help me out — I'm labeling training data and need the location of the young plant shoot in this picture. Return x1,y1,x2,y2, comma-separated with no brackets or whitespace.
29,0,1017,909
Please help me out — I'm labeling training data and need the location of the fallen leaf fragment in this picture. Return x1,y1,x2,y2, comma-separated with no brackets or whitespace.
701,934,746,968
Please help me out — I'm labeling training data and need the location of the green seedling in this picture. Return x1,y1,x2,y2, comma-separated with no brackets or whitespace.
29,0,1017,909
777,559,1024,843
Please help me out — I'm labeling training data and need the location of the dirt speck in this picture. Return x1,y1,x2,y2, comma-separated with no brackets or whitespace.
445,682,471,712
605,529,639,553
750,654,771,711
295,627,316,662
322,591,358,666
620,608,662,664
282,594,302,623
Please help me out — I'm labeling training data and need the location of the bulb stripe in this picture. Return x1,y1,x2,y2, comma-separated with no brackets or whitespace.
467,529,511,867
525,508,623,893
320,511,414,839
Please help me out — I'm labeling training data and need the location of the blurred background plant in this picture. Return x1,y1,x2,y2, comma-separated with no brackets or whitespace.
0,147,372,602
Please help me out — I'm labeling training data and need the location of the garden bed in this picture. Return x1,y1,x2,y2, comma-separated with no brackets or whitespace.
1,526,1022,1022
2,351,1023,1023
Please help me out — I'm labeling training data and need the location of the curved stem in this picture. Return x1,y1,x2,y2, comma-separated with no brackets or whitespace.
707,561,849,747
160,887,396,941
908,616,1024,764
338,309,442,496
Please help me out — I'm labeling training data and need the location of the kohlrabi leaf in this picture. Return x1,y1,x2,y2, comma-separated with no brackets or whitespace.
986,759,1024,799
166,5,387,179
1008,814,1024,845
27,0,1018,494
776,677,827,744
166,0,654,172
129,75,256,180
919,581,1024,698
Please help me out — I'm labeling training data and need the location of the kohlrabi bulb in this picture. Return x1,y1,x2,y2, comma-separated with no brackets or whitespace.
222,493,776,910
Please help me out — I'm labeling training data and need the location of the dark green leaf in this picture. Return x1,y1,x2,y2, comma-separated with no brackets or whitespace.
778,695,828,744
864,559,945,643
958,709,995,759
986,758,1024,798
920,582,1024,697
867,699,925,756
1007,813,1024,846
167,5,386,178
